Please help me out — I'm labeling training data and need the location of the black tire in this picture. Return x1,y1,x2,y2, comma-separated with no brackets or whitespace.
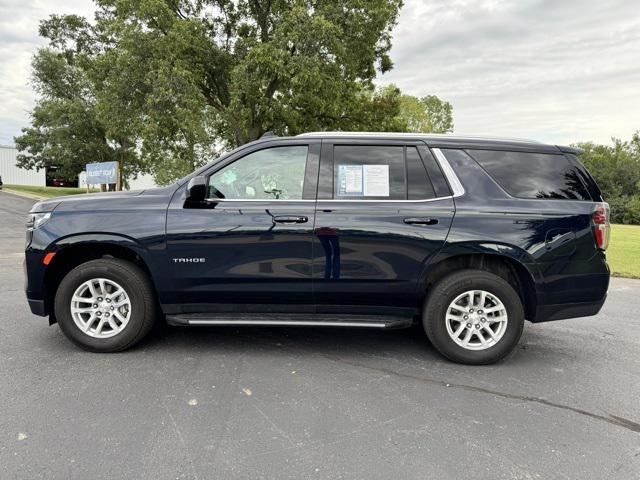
54,258,157,352
422,269,524,365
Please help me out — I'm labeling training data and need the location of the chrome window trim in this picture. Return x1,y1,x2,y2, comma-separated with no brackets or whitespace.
432,148,465,198
205,198,315,202
203,145,463,204
205,197,454,204
318,196,453,204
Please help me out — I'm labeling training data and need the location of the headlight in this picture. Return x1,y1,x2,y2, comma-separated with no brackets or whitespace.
27,212,52,231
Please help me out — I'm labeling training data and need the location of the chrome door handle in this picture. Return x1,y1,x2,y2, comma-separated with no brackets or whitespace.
403,217,438,226
273,216,308,224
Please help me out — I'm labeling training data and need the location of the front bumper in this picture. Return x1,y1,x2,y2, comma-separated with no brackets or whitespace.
24,253,49,317
27,298,47,316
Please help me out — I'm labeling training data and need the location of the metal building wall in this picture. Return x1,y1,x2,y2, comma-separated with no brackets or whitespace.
0,145,46,186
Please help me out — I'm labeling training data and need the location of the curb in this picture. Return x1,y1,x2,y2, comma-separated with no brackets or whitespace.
1,188,49,201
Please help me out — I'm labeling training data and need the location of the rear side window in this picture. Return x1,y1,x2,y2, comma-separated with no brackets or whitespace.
566,154,603,201
468,150,592,200
333,145,406,200
407,147,436,200
420,147,451,198
330,145,445,200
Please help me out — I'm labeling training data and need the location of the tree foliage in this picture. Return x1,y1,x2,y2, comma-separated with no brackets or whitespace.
16,0,455,185
14,47,138,180
575,131,640,224
399,93,453,133
357,86,454,134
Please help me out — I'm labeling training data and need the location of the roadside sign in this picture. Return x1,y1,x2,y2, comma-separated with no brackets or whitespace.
86,161,120,190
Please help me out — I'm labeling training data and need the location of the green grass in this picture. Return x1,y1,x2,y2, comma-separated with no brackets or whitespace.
608,224,640,279
3,184,99,198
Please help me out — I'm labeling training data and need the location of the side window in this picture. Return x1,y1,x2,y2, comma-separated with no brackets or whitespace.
208,146,308,200
420,147,452,198
468,149,592,200
333,145,405,200
566,154,602,201
407,147,436,200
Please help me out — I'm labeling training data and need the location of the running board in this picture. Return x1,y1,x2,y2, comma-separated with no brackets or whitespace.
166,313,412,329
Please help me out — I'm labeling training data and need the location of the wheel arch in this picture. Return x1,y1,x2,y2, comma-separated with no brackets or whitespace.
43,234,156,324
421,246,540,321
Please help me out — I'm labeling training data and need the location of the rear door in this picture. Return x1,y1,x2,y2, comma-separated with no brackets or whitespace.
164,139,320,311
312,139,455,315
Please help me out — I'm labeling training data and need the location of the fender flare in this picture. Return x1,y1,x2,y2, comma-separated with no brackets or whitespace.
39,233,161,322
52,232,146,252
48,233,159,278
419,241,543,293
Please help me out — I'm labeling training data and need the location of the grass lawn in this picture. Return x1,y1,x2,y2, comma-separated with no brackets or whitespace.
3,184,99,198
608,224,640,279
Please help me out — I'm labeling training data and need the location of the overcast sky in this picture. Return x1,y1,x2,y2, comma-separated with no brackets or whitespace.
1,0,638,146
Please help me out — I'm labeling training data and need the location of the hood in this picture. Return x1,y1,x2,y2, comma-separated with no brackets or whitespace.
29,189,145,213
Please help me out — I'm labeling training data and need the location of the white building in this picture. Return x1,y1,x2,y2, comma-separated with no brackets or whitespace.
0,145,46,186
0,144,158,190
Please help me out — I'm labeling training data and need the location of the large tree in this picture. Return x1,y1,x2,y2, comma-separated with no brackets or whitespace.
15,14,144,182
15,45,139,181
16,0,454,185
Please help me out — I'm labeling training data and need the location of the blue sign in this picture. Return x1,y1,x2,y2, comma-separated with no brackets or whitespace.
86,161,118,184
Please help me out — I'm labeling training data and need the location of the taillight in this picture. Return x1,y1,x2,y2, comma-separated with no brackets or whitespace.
592,202,610,250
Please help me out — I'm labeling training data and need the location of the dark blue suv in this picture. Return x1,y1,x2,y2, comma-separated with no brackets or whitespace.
24,133,610,364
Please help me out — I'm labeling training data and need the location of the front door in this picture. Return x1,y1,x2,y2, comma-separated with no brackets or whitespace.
164,140,320,312
313,140,455,315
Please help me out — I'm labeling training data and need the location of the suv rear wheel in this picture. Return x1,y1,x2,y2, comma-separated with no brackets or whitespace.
423,269,524,365
54,258,156,352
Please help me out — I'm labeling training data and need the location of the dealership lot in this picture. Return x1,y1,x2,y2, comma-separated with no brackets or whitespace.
1,190,639,479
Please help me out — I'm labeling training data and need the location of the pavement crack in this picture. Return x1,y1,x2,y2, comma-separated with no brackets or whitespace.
326,355,640,434
253,404,297,448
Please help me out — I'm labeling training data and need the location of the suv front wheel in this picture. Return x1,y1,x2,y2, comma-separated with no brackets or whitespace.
54,258,157,352
423,269,524,365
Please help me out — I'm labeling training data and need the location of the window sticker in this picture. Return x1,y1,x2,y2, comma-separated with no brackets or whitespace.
363,164,389,197
338,165,364,196
337,164,390,197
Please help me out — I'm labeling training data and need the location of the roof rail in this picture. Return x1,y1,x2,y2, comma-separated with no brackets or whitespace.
296,131,542,144
557,145,584,155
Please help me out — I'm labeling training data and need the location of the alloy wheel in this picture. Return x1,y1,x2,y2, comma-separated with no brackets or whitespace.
70,278,131,339
445,289,508,351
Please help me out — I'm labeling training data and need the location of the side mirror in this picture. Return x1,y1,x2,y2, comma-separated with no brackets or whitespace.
186,176,207,203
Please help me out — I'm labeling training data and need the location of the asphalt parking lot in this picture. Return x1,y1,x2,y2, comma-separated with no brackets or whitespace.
0,190,639,479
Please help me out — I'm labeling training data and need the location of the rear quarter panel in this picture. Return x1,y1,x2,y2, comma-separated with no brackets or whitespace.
438,148,609,309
